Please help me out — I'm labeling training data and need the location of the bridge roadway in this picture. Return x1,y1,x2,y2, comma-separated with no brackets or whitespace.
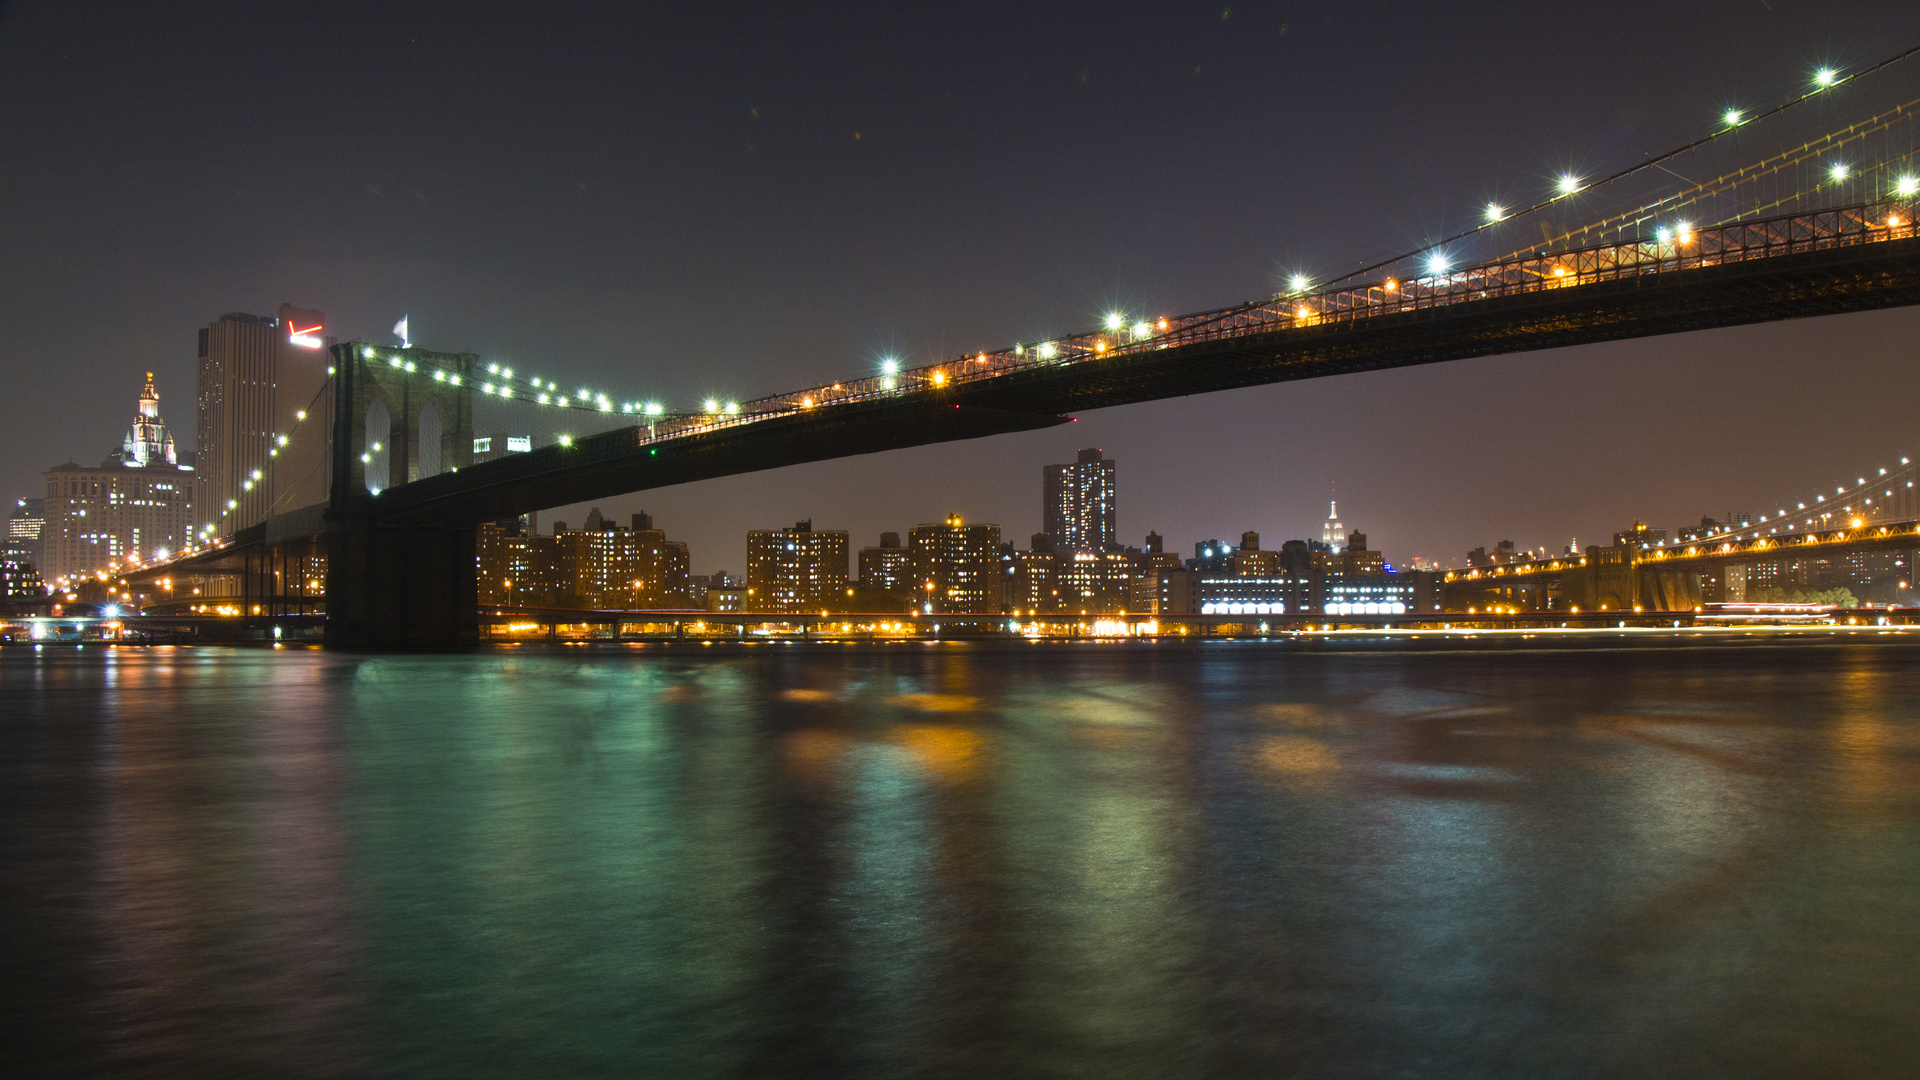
132,205,1920,647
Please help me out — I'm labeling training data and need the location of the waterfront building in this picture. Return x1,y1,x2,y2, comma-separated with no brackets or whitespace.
477,520,561,607
1,544,41,599
1007,545,1060,614
1321,576,1417,615
1055,550,1136,614
747,520,849,612
478,512,690,608
858,532,911,591
40,375,196,585
1198,575,1313,615
558,509,690,608
195,305,331,536
1043,448,1116,552
909,515,1001,613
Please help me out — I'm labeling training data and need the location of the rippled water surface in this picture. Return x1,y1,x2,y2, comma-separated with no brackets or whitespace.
4,638,1919,1078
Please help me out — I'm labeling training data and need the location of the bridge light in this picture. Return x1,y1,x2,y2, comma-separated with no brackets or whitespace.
1132,321,1152,338
704,398,719,412
1723,108,1742,126
482,383,494,393
1105,312,1124,330
1829,162,1849,181
1383,278,1398,291
1656,226,1673,244
433,369,445,381
296,410,306,421
1556,174,1583,195
726,401,739,414
1897,175,1920,197
1425,252,1450,275
1038,342,1057,359
450,375,460,386
501,367,513,379
1485,202,1505,222
558,435,573,447
1815,67,1837,87
1675,222,1692,243
880,358,898,375
1288,273,1309,292
644,402,663,416
931,371,946,386
538,393,550,404
488,363,499,374
251,469,262,480
277,435,289,446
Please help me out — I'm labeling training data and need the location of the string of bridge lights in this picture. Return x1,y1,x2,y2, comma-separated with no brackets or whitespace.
1281,52,1920,297
1635,456,1920,550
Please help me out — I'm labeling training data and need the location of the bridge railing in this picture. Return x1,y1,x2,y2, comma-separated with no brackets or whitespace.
644,201,1919,444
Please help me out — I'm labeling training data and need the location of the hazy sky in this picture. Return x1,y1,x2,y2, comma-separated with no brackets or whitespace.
5,1,1920,573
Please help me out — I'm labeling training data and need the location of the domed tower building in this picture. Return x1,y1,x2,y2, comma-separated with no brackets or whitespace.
122,372,178,467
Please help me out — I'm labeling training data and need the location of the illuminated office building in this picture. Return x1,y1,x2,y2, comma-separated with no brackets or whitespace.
1043,448,1116,552
195,305,331,535
747,520,849,612
7,497,45,573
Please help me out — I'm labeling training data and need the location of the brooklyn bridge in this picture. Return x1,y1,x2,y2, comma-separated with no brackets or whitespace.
119,54,1920,645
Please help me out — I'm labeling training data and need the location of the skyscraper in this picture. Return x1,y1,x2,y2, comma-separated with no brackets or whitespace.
1323,492,1345,554
1043,448,1117,552
195,305,331,535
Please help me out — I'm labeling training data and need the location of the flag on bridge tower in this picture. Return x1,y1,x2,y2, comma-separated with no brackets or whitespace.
393,315,409,348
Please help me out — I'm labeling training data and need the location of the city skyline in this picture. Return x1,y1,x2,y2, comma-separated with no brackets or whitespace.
8,5,1920,580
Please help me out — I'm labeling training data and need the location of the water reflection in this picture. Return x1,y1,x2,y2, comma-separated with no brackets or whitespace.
2,641,1919,1078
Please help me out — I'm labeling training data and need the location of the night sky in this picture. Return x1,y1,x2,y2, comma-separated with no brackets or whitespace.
5,1,1920,574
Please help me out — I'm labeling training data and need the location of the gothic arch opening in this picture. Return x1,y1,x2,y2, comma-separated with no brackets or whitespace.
363,397,391,492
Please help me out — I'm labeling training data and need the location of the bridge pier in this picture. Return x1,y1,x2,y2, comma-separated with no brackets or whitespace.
323,508,478,649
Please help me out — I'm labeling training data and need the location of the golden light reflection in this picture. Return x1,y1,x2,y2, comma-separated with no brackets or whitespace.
890,724,984,782
779,688,836,702
783,729,850,785
891,693,981,713
1257,734,1337,781
1253,703,1329,727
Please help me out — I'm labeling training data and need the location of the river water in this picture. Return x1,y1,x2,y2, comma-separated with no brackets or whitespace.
3,637,1918,1078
